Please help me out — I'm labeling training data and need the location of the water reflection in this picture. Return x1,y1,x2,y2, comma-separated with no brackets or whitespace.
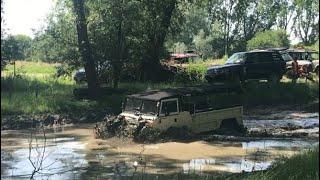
1,137,87,180
1,123,319,179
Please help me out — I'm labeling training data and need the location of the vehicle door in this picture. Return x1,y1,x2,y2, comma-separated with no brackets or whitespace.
244,52,279,79
271,52,286,75
156,98,189,130
243,52,264,79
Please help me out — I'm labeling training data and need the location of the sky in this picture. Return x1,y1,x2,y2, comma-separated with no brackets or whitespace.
2,0,300,44
2,0,55,38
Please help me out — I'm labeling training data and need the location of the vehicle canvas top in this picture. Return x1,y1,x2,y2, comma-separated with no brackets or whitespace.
127,83,242,101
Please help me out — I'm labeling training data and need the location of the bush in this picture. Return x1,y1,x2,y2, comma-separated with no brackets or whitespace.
186,62,207,81
247,29,290,50
55,64,73,78
242,146,319,180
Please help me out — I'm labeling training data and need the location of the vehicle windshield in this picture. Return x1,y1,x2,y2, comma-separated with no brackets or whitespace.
281,52,293,62
225,53,245,64
141,100,158,115
124,98,158,115
125,98,142,112
310,52,319,60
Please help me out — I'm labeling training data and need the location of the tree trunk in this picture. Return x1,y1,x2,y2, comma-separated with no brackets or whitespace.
142,0,177,82
112,22,124,89
73,0,99,98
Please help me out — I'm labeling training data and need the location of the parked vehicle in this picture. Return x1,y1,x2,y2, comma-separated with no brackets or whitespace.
73,61,111,84
73,68,86,83
283,49,316,74
97,84,245,140
205,50,286,84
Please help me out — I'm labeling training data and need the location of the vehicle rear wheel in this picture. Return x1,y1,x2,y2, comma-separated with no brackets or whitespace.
268,73,280,84
218,118,246,135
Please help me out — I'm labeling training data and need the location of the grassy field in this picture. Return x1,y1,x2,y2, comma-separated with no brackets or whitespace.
1,61,319,117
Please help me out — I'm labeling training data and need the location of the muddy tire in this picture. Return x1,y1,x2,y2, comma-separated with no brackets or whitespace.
218,118,247,135
163,126,193,140
134,125,161,142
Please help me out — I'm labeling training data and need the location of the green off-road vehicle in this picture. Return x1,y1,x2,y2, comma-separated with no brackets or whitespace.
95,83,245,141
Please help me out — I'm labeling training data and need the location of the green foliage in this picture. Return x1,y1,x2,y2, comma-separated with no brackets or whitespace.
304,39,319,51
242,81,319,106
193,30,213,59
171,42,188,53
293,0,319,45
2,34,32,60
247,29,290,50
242,146,319,180
185,61,207,81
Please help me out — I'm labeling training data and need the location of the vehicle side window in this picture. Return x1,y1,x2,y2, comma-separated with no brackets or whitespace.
289,52,300,60
258,52,273,62
160,99,178,115
245,53,256,63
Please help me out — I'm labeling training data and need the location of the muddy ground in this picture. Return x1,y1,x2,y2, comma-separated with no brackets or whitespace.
1,119,318,179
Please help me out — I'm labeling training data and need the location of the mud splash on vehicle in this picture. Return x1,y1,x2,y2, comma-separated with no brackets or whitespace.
94,111,318,142
94,115,195,143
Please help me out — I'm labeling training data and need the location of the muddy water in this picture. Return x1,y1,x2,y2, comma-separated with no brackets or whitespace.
1,113,319,180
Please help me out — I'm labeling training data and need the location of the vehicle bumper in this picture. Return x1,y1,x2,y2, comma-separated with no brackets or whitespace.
205,73,229,82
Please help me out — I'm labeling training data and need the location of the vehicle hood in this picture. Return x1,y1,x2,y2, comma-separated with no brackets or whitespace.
120,112,157,121
312,60,319,66
207,63,241,70
286,60,312,66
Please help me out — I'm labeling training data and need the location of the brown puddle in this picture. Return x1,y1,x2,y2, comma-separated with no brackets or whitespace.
1,113,319,180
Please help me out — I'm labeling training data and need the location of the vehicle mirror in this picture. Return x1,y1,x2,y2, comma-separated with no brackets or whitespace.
235,59,243,63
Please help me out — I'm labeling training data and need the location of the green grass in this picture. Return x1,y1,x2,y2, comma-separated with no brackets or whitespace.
242,81,319,107
3,60,58,75
1,61,319,117
239,145,319,180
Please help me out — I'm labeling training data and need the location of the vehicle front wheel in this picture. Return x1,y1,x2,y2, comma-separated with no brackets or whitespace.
268,73,280,84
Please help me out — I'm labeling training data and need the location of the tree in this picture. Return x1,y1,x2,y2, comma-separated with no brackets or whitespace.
72,0,99,97
140,0,178,81
293,0,319,45
276,0,295,32
1,0,7,69
193,29,213,59
247,29,290,50
2,35,32,60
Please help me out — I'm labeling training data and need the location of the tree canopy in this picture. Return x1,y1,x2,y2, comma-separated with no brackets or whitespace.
1,0,319,83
